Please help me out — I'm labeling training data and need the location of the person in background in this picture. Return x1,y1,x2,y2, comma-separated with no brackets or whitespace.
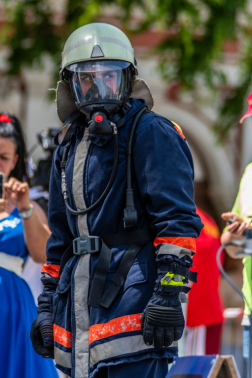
186,207,224,355
220,94,252,373
221,163,252,372
0,113,58,378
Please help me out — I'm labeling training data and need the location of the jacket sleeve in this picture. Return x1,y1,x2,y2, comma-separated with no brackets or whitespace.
134,114,203,291
38,146,74,312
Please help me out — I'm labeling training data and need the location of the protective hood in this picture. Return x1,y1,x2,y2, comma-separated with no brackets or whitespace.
130,78,154,111
56,77,154,123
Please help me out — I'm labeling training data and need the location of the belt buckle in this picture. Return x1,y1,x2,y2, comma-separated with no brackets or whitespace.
73,236,101,255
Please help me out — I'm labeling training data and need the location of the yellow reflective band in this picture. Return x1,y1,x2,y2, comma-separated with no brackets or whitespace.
160,272,185,286
160,280,184,286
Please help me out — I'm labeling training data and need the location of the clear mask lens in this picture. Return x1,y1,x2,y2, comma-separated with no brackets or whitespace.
67,60,130,104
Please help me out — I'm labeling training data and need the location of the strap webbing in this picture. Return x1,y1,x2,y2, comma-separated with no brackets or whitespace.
59,243,73,278
100,243,143,308
159,264,197,283
157,285,191,294
88,241,112,308
103,228,155,247
58,228,154,277
54,109,81,146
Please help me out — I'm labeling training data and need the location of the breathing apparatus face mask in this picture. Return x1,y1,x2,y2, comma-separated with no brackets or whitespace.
66,60,131,136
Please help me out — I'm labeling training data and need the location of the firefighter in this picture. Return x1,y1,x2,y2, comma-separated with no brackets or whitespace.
30,23,203,378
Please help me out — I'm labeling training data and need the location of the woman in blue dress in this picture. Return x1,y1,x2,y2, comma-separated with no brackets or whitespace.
0,113,58,378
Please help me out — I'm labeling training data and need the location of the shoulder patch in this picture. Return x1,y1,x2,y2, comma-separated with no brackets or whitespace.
171,121,186,140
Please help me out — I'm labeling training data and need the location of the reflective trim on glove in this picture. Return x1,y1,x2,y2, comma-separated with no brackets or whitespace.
160,272,185,286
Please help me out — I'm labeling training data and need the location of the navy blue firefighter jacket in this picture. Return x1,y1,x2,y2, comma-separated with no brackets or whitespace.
40,99,203,378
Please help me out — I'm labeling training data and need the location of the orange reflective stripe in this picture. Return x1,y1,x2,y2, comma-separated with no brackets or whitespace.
89,313,142,344
154,237,196,252
54,324,72,348
172,123,185,139
41,263,60,278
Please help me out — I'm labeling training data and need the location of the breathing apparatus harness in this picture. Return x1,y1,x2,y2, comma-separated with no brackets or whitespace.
52,58,158,309
54,99,144,221
60,116,118,217
54,102,156,309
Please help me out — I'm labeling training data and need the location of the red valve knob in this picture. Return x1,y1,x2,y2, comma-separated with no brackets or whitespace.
95,115,103,122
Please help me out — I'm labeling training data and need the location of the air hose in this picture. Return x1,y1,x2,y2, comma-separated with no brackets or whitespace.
60,124,118,216
216,244,252,312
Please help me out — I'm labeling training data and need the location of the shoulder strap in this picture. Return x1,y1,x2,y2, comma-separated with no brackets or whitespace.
131,109,152,152
123,107,150,228
54,109,81,146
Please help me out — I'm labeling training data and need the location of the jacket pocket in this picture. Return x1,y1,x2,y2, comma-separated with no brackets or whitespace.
104,261,148,296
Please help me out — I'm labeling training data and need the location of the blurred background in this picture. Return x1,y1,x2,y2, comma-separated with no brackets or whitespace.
1,0,252,375
1,0,252,221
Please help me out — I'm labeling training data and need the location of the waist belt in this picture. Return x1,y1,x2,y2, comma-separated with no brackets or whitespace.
0,252,24,277
59,228,155,309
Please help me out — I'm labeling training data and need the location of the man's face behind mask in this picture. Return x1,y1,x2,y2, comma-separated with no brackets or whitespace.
67,60,130,105
79,69,118,99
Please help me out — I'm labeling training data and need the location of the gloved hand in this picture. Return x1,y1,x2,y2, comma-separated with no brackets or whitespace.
141,292,184,349
30,312,54,359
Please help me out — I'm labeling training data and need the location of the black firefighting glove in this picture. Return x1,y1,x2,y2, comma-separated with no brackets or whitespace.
30,273,58,359
142,249,196,349
141,291,184,349
30,312,54,359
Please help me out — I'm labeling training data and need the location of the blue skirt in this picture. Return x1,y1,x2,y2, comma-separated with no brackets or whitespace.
0,267,58,378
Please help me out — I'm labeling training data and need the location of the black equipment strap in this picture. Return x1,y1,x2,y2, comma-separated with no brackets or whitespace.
88,241,112,308
54,109,81,146
59,243,73,277
103,228,155,247
157,285,191,294
100,243,143,308
158,263,198,283
58,228,154,278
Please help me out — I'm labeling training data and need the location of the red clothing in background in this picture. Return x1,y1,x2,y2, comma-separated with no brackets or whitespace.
186,207,224,327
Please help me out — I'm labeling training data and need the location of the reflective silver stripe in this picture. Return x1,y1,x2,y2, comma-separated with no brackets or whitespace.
54,346,72,368
63,37,92,59
157,243,193,258
74,255,90,378
72,129,90,237
90,334,177,367
101,37,133,53
72,129,91,377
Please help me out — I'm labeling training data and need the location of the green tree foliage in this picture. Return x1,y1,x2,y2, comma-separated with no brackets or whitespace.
1,0,252,140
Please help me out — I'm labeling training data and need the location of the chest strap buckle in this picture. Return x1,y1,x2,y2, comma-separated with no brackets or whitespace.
73,236,101,255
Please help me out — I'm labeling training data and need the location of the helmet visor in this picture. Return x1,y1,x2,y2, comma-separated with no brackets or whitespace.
67,60,130,104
